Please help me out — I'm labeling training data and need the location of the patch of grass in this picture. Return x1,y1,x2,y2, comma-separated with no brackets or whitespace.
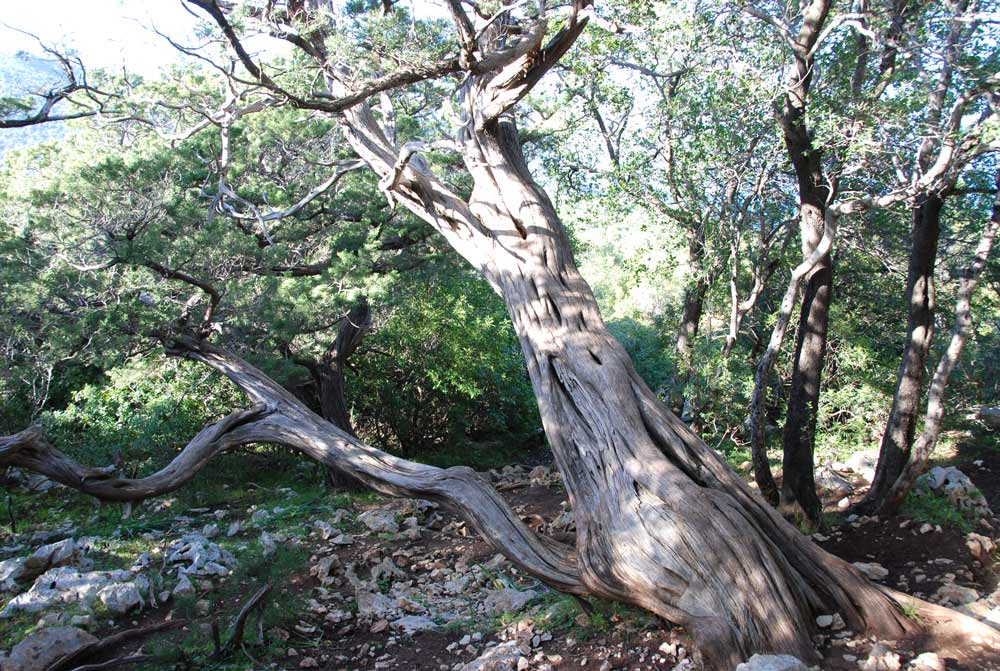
899,602,922,622
901,490,975,533
530,591,580,632
519,590,654,641
0,611,41,648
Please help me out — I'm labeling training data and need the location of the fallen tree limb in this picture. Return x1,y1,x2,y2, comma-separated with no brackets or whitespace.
47,620,187,671
222,583,271,654
1,407,268,503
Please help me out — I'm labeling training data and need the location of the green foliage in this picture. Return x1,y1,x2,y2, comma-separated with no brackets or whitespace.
352,268,539,453
901,490,976,533
606,318,675,396
526,591,656,640
40,358,244,472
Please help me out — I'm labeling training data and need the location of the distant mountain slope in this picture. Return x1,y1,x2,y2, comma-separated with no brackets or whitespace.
0,51,72,158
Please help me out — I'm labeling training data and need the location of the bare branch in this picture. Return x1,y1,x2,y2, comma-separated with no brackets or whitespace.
0,405,270,502
140,260,222,327
742,7,796,50
0,28,117,128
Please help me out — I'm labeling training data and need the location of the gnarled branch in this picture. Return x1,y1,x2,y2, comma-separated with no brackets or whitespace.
2,337,584,594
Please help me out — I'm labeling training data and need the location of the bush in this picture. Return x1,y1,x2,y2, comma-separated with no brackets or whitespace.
351,270,539,454
41,357,246,472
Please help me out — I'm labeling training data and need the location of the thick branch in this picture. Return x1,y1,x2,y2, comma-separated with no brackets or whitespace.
2,338,584,594
140,260,222,326
0,405,269,501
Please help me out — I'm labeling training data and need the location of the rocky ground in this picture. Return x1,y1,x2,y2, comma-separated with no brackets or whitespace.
2,426,1000,671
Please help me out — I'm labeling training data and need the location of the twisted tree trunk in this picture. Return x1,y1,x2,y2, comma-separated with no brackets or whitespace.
250,2,992,664
4,329,999,667
339,98,931,665
1,336,583,595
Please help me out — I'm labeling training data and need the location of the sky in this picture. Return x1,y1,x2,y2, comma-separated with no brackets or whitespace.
0,0,451,74
1,1,202,74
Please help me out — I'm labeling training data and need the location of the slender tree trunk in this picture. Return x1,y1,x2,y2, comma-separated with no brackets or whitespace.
315,295,371,437
317,361,364,491
672,225,711,414
874,184,1000,513
724,234,781,357
774,0,834,530
296,296,371,490
749,214,839,506
315,366,353,430
675,281,707,387
858,0,968,514
859,195,942,512
780,257,831,527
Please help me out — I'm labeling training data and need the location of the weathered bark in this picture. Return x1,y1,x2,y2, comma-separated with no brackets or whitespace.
774,0,834,530
874,184,1000,513
304,4,936,665
331,67,919,671
1,337,584,595
6,333,999,666
859,195,942,513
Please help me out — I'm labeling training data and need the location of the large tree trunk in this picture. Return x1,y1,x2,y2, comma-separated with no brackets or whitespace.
321,8,921,665
366,108,927,666
7,333,998,668
859,195,942,513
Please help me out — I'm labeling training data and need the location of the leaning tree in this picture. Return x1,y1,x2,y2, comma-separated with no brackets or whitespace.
3,1,1000,667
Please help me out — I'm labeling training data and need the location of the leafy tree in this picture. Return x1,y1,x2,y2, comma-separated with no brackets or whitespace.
2,2,1000,668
